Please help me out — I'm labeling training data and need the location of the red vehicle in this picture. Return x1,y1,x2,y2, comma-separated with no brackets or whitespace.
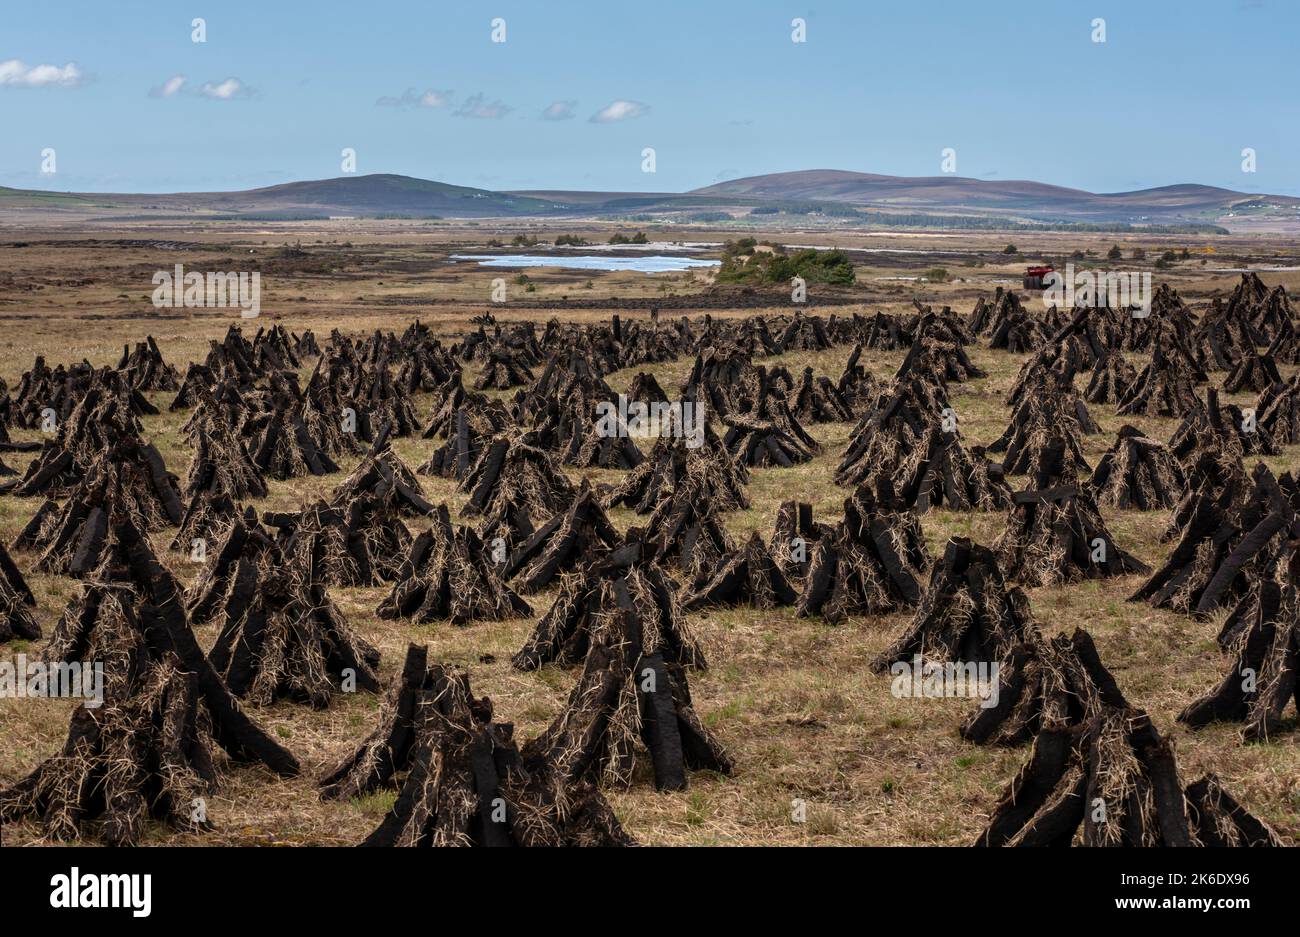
1023,265,1056,290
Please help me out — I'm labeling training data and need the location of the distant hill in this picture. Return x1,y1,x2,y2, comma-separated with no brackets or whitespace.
687,169,1300,224
212,174,564,217
0,174,564,220
4,169,1298,229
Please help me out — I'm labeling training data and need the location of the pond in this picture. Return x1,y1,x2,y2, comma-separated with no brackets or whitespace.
451,253,720,273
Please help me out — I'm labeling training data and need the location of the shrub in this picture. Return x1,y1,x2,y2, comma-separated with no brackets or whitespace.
716,242,855,286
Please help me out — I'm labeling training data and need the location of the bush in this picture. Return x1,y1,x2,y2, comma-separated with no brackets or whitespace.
1003,244,1018,254
609,231,649,245
1107,244,1122,260
924,268,950,283
716,241,855,286
554,234,590,247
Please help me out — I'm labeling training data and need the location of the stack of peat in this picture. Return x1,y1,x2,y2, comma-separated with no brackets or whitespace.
1087,426,1186,510
641,479,735,585
975,701,1282,846
721,366,820,467
319,644,634,846
500,480,621,594
960,629,1129,747
196,514,382,708
14,437,184,576
458,432,576,523
517,549,731,793
1178,575,1300,742
0,514,298,843
417,371,512,480
770,500,832,581
795,484,930,622
1131,463,1300,617
0,541,40,643
988,380,1095,479
378,504,531,625
683,531,798,610
994,438,1149,587
872,537,1037,675
604,424,749,515
261,437,431,587
1114,342,1203,417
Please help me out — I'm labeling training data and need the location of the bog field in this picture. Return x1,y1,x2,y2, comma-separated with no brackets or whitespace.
1,222,1298,846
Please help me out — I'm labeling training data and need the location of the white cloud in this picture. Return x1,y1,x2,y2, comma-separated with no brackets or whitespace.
415,89,451,108
200,77,252,100
149,75,186,98
0,59,83,88
376,87,453,108
541,100,576,121
454,92,511,119
589,100,649,123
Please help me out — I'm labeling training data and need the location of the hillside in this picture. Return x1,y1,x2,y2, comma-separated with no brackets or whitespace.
4,170,1298,229
0,174,564,220
690,169,1300,224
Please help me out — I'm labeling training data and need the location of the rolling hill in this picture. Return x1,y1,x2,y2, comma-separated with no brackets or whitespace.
0,174,564,220
687,170,1300,223
3,170,1298,229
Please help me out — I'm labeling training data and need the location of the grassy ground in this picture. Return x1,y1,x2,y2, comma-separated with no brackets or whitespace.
1,230,1298,846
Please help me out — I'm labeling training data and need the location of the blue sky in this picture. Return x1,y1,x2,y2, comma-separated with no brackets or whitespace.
2,0,1296,195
